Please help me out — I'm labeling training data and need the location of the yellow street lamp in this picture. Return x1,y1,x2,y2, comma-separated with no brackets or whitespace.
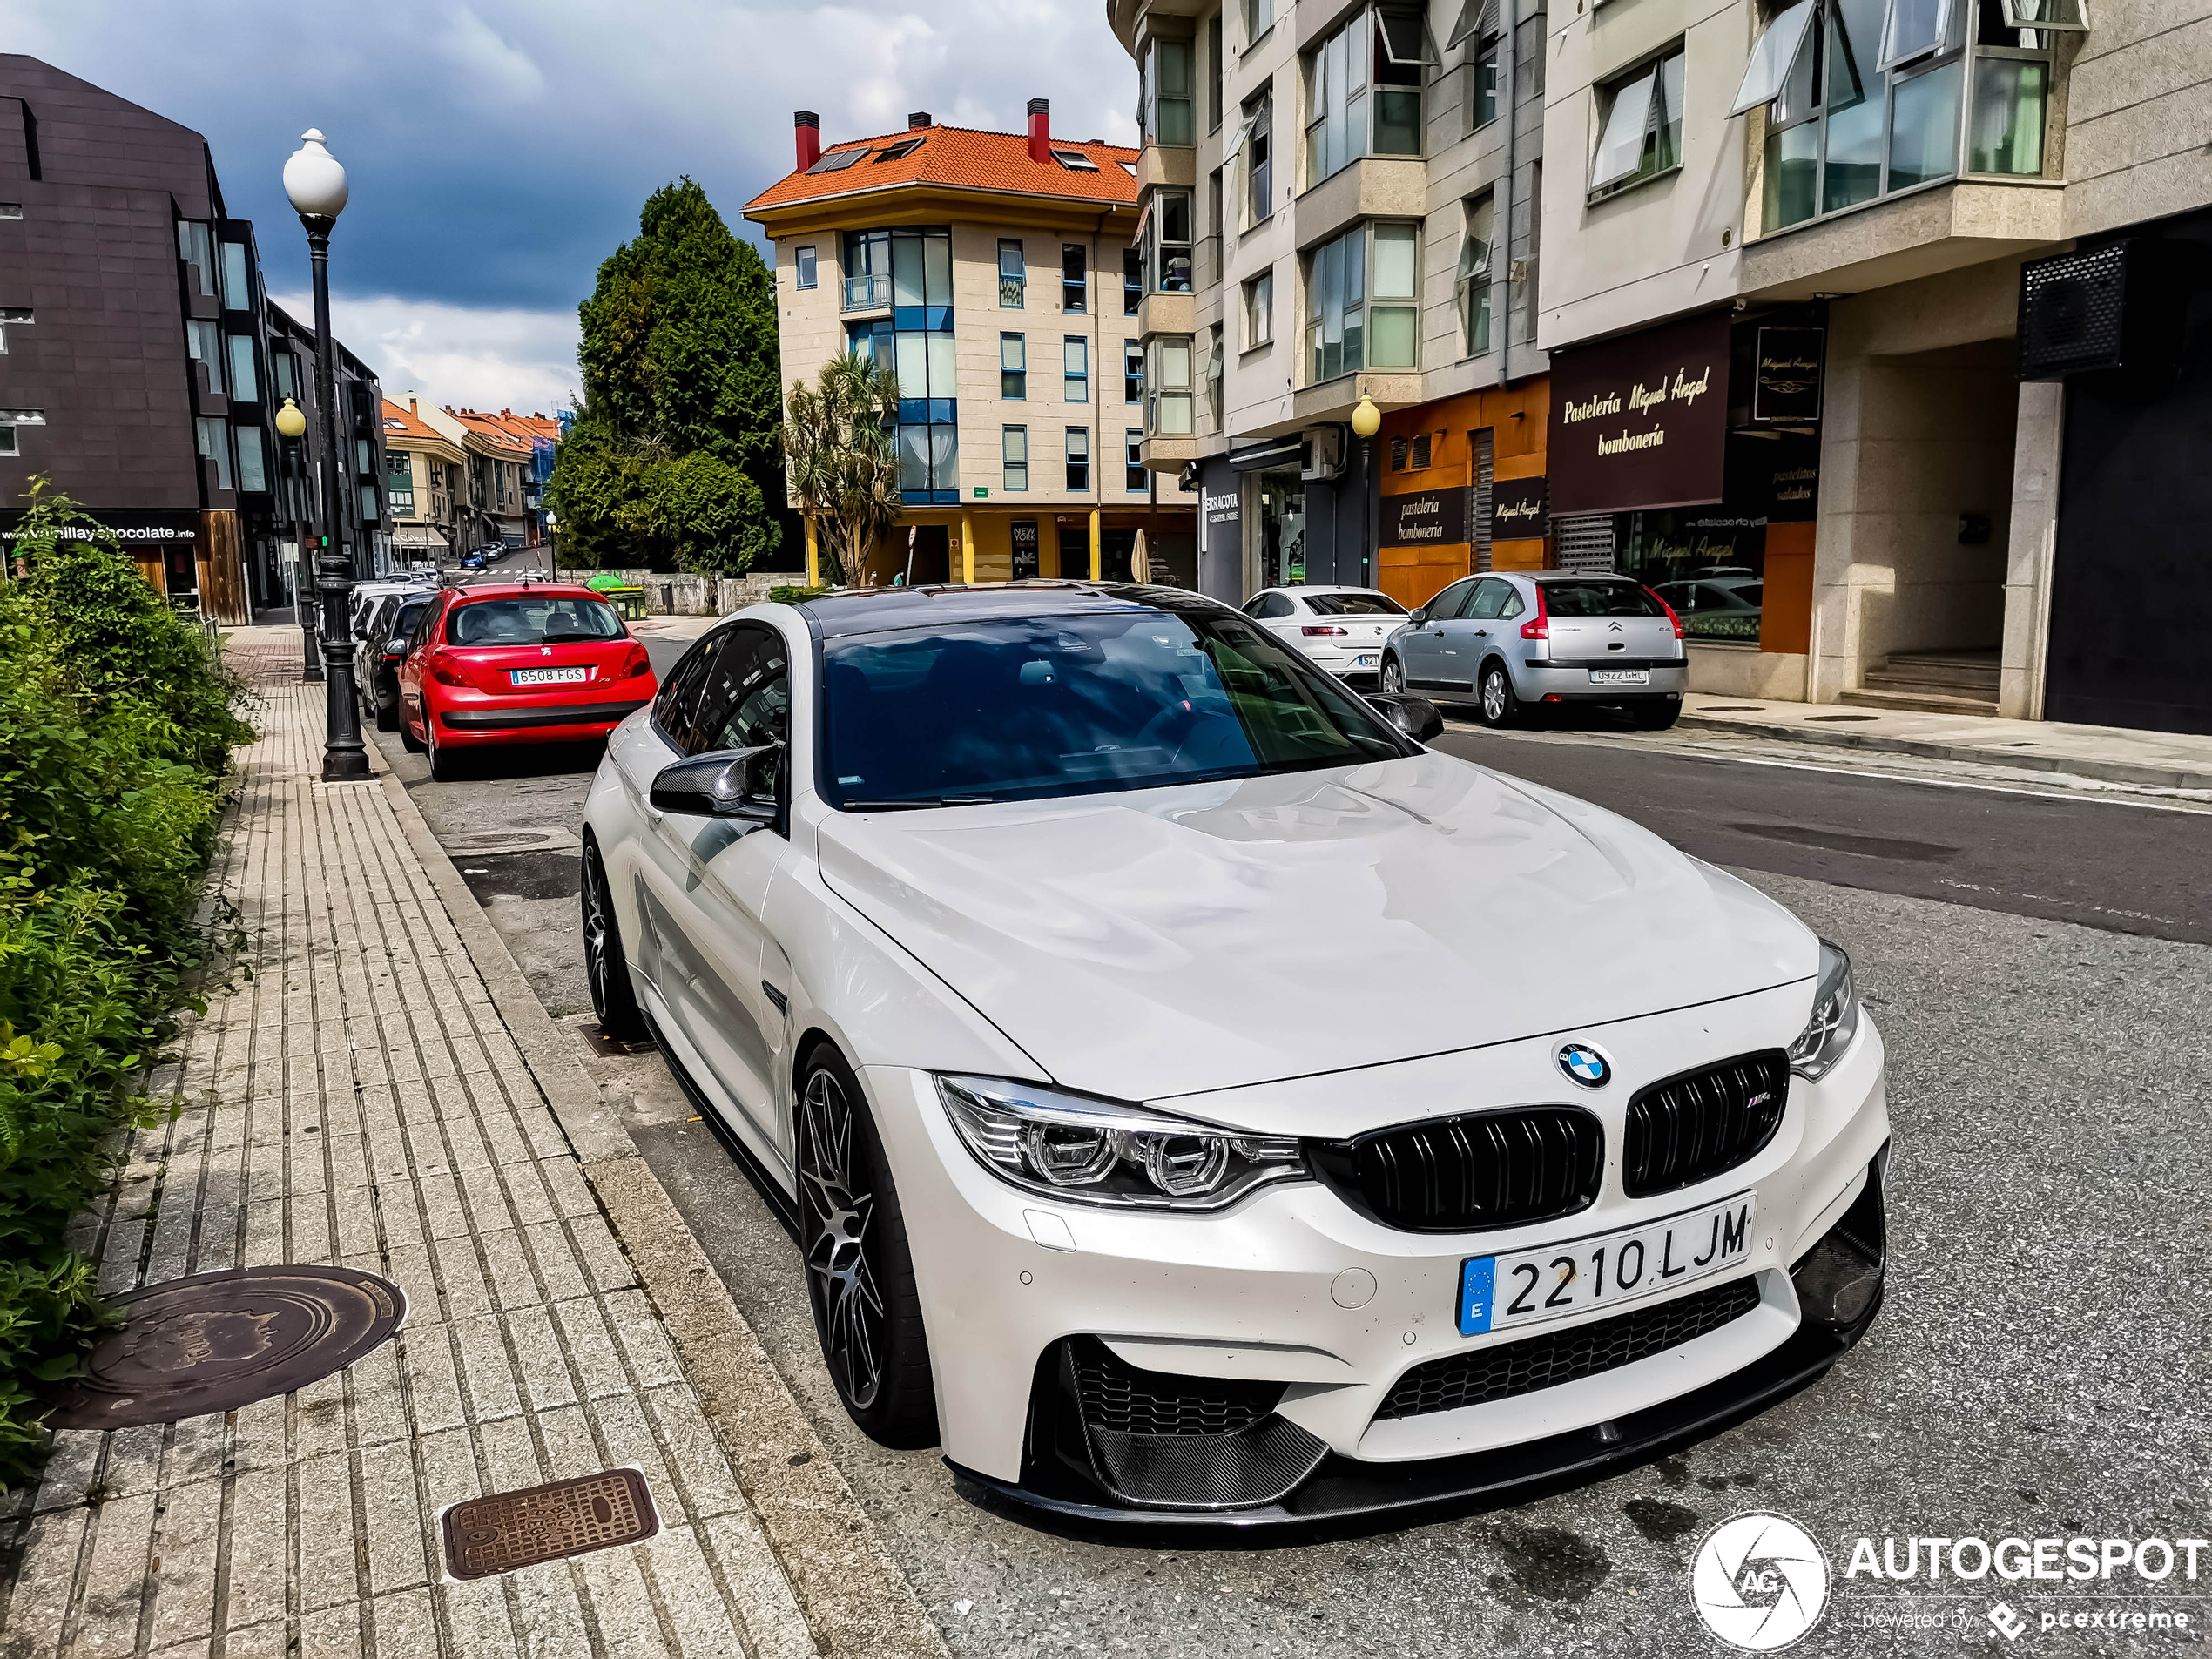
273,396,307,440
1351,391,1382,438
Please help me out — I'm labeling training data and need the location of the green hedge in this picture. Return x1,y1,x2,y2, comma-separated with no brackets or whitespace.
0,482,253,1483
767,584,828,605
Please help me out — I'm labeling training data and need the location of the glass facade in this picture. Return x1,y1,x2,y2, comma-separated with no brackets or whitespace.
1305,223,1418,383
1305,9,1432,185
846,227,960,502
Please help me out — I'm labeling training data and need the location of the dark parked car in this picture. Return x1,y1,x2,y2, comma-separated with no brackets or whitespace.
354,590,437,732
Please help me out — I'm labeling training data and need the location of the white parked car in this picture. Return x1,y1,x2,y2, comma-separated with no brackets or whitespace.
581,583,1889,1526
1240,584,1408,684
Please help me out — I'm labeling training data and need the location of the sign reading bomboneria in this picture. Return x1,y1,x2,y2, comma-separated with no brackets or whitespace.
1548,309,1731,517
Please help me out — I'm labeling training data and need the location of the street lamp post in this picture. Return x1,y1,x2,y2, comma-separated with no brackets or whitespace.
1351,391,1382,590
274,397,319,683
284,129,369,782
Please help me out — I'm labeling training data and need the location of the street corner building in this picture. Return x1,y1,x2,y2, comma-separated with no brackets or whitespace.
745,105,1200,588
0,55,393,623
1107,0,1559,612
1532,0,2212,734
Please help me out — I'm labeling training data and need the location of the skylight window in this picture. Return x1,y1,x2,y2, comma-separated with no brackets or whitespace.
874,137,927,162
806,147,868,174
1116,158,1138,175
1052,148,1101,171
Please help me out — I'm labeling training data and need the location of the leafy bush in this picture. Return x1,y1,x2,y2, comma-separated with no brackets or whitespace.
768,585,829,605
0,482,250,1484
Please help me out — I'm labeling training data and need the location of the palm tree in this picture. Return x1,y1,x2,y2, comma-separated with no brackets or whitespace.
782,353,903,587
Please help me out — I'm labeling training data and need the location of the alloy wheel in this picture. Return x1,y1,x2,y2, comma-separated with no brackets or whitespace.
1483,669,1507,723
800,1067,887,1410
1381,658,1403,694
582,853,613,1021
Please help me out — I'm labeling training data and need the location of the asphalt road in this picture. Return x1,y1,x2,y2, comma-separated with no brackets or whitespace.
370,692,2212,1657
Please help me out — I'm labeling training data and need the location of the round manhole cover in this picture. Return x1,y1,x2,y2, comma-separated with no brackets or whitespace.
47,1264,406,1431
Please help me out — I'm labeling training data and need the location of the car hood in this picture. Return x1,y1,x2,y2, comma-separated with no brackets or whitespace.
815,752,1813,1104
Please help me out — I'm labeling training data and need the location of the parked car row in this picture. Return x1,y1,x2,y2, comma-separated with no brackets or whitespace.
1244,572,1689,730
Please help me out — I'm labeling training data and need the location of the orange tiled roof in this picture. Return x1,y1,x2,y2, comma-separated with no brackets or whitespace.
448,408,535,454
745,124,1138,217
381,399,443,443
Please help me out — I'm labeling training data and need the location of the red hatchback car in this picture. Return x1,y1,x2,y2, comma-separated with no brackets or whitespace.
398,582,658,779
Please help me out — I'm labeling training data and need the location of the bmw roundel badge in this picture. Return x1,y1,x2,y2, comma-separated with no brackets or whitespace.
1556,1042,1611,1088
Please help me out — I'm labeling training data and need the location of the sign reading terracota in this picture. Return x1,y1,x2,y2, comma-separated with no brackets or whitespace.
1548,310,1730,516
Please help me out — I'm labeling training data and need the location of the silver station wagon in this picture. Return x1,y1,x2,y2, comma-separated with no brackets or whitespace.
1380,572,1689,730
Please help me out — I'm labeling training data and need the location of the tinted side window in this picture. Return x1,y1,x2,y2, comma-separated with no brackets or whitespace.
1425,577,1476,619
653,632,721,750
689,625,791,798
1467,580,1509,621
1258,592,1296,618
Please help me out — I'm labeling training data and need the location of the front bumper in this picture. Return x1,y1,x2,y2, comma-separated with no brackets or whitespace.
867,984,1889,1525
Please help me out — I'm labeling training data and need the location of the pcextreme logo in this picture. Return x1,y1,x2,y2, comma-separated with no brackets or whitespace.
1690,1511,1831,1651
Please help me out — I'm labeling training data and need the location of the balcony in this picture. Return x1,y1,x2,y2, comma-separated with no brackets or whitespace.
843,273,893,314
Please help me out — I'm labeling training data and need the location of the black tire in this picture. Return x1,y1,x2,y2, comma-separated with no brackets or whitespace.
375,699,398,733
580,840,647,1042
400,705,426,753
426,714,462,781
797,1046,938,1448
1631,698,1682,731
1379,654,1405,694
1478,659,1521,729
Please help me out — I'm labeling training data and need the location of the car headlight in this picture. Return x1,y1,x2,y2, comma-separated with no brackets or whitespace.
935,1075,1307,1210
1788,940,1860,1080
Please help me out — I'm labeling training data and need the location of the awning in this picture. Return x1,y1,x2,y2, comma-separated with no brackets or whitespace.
1229,435,1308,473
394,526,449,550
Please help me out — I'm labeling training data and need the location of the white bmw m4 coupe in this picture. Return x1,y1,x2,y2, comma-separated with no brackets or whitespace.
580,583,1888,1527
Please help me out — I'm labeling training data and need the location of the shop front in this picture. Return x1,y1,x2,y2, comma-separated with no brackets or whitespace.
1374,381,1551,612
1547,308,1826,700
842,503,1197,590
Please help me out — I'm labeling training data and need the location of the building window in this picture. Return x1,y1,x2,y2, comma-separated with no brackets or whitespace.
360,482,380,523
843,225,952,311
851,309,961,500
1389,433,1433,469
0,205,20,220
355,436,374,476
1210,12,1225,132
1123,248,1142,314
219,242,252,311
1244,269,1274,348
0,428,15,457
1001,333,1028,398
1062,244,1087,312
1000,239,1026,307
1066,428,1090,491
178,220,216,301
1127,429,1147,491
1226,86,1275,223
1146,337,1194,434
795,245,818,288
1305,222,1419,383
236,425,269,493
226,334,260,404
1456,194,1494,355
899,424,960,500
273,351,300,402
1142,190,1193,293
1064,336,1089,402
1737,0,2055,233
1245,0,1274,43
1003,426,1029,490
1125,340,1144,401
387,450,415,514
1474,42,1501,126
185,320,225,395
1591,44,1686,197
1147,37,1195,145
195,416,234,491
0,307,30,354
1305,8,1436,185
1205,324,1224,427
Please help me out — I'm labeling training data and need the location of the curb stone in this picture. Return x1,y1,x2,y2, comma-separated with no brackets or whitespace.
374,760,951,1659
1673,713,2212,793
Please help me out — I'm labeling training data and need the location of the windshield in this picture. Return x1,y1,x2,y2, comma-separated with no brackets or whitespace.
1541,580,1668,619
821,607,1413,809
1305,591,1408,617
447,596,624,645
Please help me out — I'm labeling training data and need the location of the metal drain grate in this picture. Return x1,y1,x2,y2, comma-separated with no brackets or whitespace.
442,1468,659,1580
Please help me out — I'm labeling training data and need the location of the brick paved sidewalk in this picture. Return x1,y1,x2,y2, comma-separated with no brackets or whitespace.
0,651,820,1657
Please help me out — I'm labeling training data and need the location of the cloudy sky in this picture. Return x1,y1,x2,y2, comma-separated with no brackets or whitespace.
4,1,1138,412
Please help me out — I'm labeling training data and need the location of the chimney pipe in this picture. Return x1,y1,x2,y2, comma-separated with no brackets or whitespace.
1027,98,1050,165
408,396,418,416
794,111,821,172
907,111,933,129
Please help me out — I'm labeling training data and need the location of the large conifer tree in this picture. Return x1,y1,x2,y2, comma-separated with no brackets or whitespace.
551,179,787,573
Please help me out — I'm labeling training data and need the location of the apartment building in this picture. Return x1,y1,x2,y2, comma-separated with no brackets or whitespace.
745,106,1194,584
449,407,539,552
1538,0,2212,732
1110,0,1556,610
381,396,467,563
0,55,390,621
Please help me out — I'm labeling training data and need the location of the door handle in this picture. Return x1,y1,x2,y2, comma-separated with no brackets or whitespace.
1473,629,1488,637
